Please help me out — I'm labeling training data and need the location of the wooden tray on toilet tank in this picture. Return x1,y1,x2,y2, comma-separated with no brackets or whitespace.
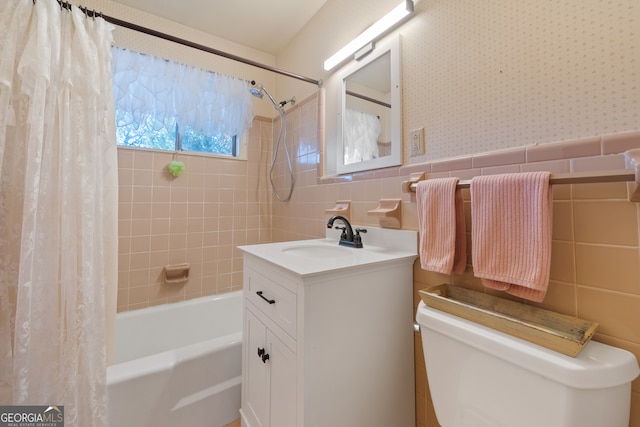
419,284,599,357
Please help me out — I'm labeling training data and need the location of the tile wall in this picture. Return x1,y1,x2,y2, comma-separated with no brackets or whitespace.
266,96,640,426
116,117,274,311
413,177,640,426
118,89,640,425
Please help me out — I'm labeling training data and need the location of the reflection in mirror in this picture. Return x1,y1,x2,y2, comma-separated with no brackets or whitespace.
337,35,401,174
343,51,390,165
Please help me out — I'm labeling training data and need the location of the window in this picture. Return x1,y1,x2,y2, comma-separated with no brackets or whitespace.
111,47,254,158
115,114,239,157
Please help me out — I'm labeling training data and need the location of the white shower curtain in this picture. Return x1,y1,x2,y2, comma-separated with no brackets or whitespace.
0,1,117,426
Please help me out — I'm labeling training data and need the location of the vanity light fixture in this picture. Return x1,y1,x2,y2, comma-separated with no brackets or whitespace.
323,0,414,71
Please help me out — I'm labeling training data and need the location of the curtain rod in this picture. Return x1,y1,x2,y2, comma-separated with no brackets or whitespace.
55,0,323,87
346,90,391,108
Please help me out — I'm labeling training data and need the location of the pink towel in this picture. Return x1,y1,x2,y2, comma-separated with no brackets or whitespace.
416,178,467,274
471,172,552,302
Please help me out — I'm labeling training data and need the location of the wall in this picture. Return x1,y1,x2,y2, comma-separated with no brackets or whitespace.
79,0,279,119
274,1,640,426
413,177,640,426
116,117,274,310
115,90,322,311
270,95,640,426
406,133,640,426
82,0,639,424
77,0,281,311
278,0,639,168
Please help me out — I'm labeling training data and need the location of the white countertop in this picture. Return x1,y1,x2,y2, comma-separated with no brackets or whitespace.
238,227,418,277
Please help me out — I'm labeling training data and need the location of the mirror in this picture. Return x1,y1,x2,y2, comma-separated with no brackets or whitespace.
336,35,401,174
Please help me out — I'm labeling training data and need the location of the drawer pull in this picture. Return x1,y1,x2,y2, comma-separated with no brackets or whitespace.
256,291,276,304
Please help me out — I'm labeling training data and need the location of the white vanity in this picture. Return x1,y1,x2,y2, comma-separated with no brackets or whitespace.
238,227,417,427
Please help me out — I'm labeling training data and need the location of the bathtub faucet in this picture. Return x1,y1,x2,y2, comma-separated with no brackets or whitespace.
326,215,366,248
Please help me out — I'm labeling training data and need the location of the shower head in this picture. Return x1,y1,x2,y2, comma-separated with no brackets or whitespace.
250,80,282,112
249,81,264,99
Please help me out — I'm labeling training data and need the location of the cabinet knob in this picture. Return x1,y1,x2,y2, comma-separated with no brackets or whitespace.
257,347,269,362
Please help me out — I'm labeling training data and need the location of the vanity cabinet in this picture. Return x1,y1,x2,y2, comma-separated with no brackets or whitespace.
243,306,296,427
239,231,417,427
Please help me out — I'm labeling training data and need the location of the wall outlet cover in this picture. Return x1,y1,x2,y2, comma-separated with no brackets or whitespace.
409,128,425,156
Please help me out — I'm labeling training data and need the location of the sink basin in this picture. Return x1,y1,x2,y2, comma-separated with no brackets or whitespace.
282,244,353,258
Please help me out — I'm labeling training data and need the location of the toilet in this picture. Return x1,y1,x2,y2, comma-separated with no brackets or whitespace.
416,301,640,427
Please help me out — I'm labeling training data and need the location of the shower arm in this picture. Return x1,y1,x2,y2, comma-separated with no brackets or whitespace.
262,89,283,112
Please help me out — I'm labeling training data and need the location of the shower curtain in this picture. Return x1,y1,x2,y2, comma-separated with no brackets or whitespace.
0,1,117,426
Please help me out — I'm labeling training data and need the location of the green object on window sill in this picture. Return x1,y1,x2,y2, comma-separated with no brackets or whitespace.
168,160,185,177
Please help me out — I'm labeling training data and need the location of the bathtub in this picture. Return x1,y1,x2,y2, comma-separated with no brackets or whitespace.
107,291,242,427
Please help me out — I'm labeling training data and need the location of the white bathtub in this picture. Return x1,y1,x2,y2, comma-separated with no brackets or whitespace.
107,291,242,427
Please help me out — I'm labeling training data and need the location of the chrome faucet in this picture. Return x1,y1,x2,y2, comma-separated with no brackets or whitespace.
326,215,367,248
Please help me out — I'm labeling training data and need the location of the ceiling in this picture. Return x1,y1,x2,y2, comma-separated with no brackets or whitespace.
110,0,328,55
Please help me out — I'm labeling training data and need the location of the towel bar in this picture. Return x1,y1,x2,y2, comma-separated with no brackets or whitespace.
402,148,640,202
404,169,635,191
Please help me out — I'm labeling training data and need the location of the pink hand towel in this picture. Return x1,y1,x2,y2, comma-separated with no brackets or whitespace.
416,178,467,274
471,172,552,302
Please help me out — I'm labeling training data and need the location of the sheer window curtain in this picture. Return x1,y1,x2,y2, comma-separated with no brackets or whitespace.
111,47,255,140
343,108,381,165
0,1,118,426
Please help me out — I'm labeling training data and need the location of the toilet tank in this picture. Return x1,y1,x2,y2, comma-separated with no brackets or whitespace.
416,301,639,427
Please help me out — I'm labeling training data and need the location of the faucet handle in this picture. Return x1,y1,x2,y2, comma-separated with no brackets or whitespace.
353,228,367,248
334,226,348,240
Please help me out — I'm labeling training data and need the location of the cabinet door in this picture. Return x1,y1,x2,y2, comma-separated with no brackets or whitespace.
244,308,268,427
268,330,297,427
